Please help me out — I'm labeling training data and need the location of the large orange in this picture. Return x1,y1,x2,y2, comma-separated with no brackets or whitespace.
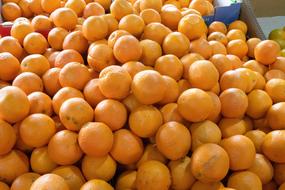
254,40,280,65
23,32,48,54
155,54,183,80
82,15,108,41
0,119,16,155
1,2,22,21
10,173,40,190
227,39,248,59
160,5,182,30
31,15,53,31
51,7,78,30
162,32,190,58
30,174,69,190
119,14,145,37
0,86,30,123
0,52,20,81
21,54,50,76
12,72,43,95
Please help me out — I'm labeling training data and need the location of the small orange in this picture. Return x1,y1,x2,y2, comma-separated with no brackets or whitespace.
30,174,69,190
247,37,261,58
160,5,182,31
12,72,43,95
59,98,94,131
265,78,285,103
140,8,161,24
83,2,105,18
140,0,162,12
227,39,248,59
10,173,40,190
48,130,83,165
10,21,34,45
30,146,58,174
208,21,227,34
82,15,108,41
228,20,248,34
65,0,86,16
81,179,114,190
227,171,262,190
0,36,23,59
42,68,62,96
155,54,183,80
48,27,69,50
142,22,172,45
41,0,61,13
23,32,48,54
131,70,166,104
83,79,106,107
1,2,22,21
140,39,162,66
208,32,228,45
119,14,145,37
209,41,228,55
254,40,280,65
226,29,246,41
110,129,144,165
0,52,20,81
81,154,116,181
136,160,171,190
110,0,134,20
188,60,219,90
191,143,229,183
63,31,89,54
51,8,78,30
190,38,213,59
21,54,50,76
220,135,256,170
189,0,214,16
209,54,232,76
116,170,137,190
31,15,53,31
0,119,16,155
162,32,190,58
28,91,53,116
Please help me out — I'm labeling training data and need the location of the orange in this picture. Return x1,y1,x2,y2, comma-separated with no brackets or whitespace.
0,52,20,81
178,79,191,93
102,14,119,35
140,39,162,66
0,36,23,59
52,87,84,115
28,92,53,116
155,54,183,80
208,32,228,45
119,14,145,37
227,39,248,59
243,60,268,75
94,99,127,131
81,154,117,181
42,68,62,96
136,160,171,190
274,164,285,185
160,5,182,30
48,130,83,165
108,30,130,48
209,54,232,76
247,38,261,58
220,70,248,92
131,70,166,104
227,171,262,190
208,21,227,34
191,143,229,183
156,121,191,160
45,50,60,68
48,27,69,50
18,0,32,18
226,29,246,41
254,40,280,65
122,61,146,78
190,120,222,150
41,0,61,13
10,21,34,45
51,8,78,30
209,41,227,55
245,130,266,153
1,2,22,21
189,38,213,59
219,88,248,118
110,0,134,20
83,79,106,107
110,129,144,165
122,93,143,112
219,118,247,138
181,8,202,16
87,44,116,72
265,78,285,103
180,53,204,79
206,91,221,122
178,88,213,122
114,35,142,63
0,150,29,184
178,11,207,40
65,0,86,16
81,179,114,190
30,146,58,174
189,0,214,16
220,135,256,170
12,72,43,95
168,156,195,190
140,8,161,24
116,170,137,190
228,20,248,34
162,32,190,58
88,39,108,52
31,15,53,31
265,69,285,81
270,57,285,73
140,0,162,12
29,0,43,14
59,62,91,90
137,144,167,167
21,54,50,76
159,76,179,104
82,16,108,41
142,22,172,45
52,166,86,190
13,122,34,152
0,86,30,123
99,65,132,99
30,174,69,190
23,32,48,54
83,2,105,18
267,102,285,130
19,113,56,147
189,60,219,90
129,105,162,138
160,103,184,123
0,119,16,155
63,31,88,54
248,153,274,184
59,98,93,131
227,54,243,69
10,173,40,190
191,181,224,190
79,122,113,156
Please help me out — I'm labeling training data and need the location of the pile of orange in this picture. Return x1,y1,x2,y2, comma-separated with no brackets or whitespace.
0,0,285,189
